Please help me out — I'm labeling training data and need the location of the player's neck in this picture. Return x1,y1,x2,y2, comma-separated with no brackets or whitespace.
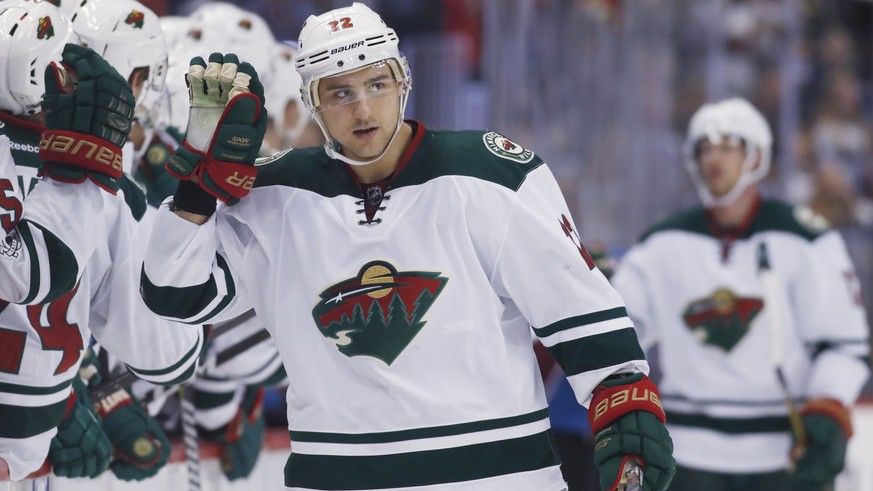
348,122,413,184
707,185,761,228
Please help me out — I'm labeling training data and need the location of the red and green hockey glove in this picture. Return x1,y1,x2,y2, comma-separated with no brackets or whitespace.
94,387,170,481
49,378,112,478
165,52,267,212
199,387,266,481
39,44,136,193
790,398,852,489
589,373,675,491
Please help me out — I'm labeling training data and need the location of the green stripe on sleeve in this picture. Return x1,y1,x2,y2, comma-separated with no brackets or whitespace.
0,378,72,396
532,307,628,338
125,334,201,385
17,223,41,304
192,389,236,410
290,409,549,444
546,327,645,376
284,429,560,489
26,221,79,304
140,254,235,322
666,411,791,434
0,398,68,438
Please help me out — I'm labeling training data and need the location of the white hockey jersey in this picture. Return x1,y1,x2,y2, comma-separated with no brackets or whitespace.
611,198,870,473
142,121,650,490
0,115,203,481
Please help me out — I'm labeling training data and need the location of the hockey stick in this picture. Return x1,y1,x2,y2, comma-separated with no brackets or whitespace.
757,242,807,460
179,385,201,491
90,309,257,400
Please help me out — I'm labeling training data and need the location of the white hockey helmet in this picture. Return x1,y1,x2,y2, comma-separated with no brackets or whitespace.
684,97,773,206
265,41,309,146
295,2,411,165
63,0,167,122
0,0,75,115
188,2,275,83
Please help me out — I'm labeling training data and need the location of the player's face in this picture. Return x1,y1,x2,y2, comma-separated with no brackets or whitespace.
316,62,403,161
695,135,746,198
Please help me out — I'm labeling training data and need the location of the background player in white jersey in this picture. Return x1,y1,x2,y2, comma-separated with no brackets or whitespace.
611,98,870,491
0,0,203,481
140,3,675,490
59,0,168,174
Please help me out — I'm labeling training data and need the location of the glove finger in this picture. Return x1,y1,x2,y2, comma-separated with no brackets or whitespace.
204,53,224,99
234,61,264,105
187,56,208,104
219,53,239,97
43,61,74,98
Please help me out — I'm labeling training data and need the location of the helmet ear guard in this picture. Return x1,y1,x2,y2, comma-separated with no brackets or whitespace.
683,98,773,206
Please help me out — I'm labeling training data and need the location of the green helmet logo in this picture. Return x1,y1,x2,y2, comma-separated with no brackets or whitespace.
125,10,145,29
312,261,448,365
37,16,54,40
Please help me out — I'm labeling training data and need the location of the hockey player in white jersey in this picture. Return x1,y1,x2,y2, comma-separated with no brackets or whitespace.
60,0,168,174
0,1,202,481
140,3,675,490
611,98,870,491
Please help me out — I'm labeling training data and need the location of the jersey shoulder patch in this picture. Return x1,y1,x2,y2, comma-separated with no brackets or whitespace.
392,129,544,192
749,200,829,240
482,131,535,164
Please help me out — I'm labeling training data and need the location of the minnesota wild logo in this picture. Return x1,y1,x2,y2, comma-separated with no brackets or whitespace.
37,16,54,40
125,10,145,29
683,288,763,352
311,261,448,365
483,131,534,164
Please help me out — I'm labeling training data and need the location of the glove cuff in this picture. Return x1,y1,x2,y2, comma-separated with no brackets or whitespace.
801,398,853,438
589,373,666,434
38,130,123,179
172,180,217,217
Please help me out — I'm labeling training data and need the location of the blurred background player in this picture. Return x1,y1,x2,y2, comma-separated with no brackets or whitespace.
611,97,870,491
0,0,203,482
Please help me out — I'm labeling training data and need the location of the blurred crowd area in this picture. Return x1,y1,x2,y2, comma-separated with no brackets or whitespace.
142,0,873,389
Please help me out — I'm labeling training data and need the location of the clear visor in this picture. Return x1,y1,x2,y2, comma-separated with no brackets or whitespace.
692,133,746,162
312,60,403,113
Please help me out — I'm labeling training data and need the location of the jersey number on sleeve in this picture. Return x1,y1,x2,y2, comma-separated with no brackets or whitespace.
0,178,23,233
0,287,83,375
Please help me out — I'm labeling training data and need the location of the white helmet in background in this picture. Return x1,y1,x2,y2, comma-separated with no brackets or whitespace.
295,2,412,165
684,97,773,207
62,0,167,125
0,0,75,115
265,41,309,147
188,2,275,84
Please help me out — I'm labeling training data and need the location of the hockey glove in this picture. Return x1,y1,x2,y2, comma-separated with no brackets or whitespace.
589,373,675,491
200,387,266,481
94,387,170,481
49,378,112,478
790,398,852,489
39,44,136,193
166,52,267,210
